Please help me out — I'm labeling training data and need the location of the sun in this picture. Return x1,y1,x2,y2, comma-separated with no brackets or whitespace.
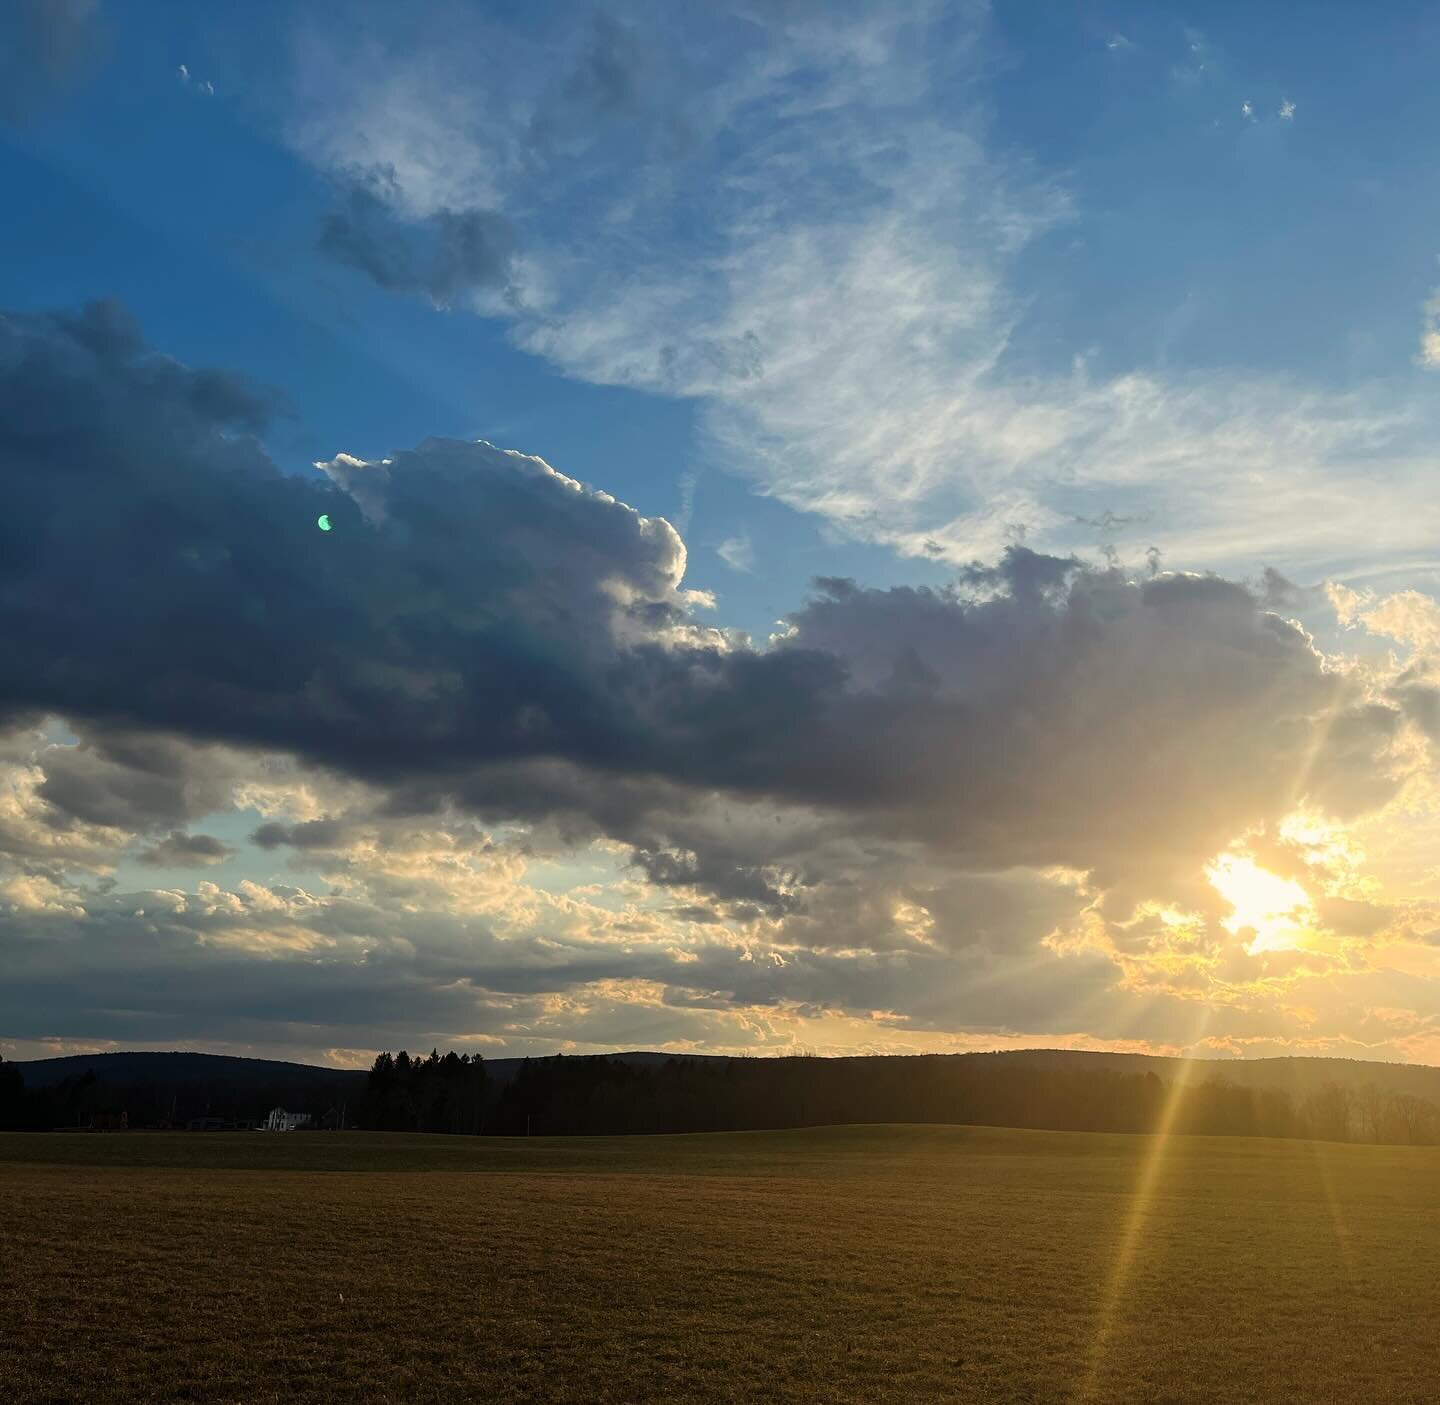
1206,853,1313,955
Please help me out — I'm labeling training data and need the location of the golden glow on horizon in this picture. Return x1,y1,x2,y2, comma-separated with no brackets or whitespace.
1207,853,1314,955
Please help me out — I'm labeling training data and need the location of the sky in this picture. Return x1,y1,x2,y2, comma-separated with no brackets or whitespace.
4,0,1440,1068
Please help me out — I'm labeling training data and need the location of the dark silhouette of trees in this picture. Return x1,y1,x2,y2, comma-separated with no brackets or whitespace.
364,1049,489,1133
0,1057,27,1129
355,1051,1440,1147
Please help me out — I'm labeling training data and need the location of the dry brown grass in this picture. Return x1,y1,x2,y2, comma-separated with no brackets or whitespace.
2,1124,1438,1403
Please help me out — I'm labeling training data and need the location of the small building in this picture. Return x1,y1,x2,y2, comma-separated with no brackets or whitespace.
263,1107,312,1132
186,1115,228,1132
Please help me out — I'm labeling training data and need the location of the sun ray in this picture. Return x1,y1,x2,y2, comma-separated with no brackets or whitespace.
1301,1129,1356,1282
1075,1013,1210,1403
1285,680,1351,815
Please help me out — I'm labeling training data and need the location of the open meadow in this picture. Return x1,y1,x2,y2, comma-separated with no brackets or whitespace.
3,1124,1438,1404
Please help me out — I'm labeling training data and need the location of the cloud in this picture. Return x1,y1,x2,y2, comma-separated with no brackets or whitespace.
31,725,251,834
2,833,1431,1062
1335,586,1440,654
716,533,753,573
317,184,514,307
177,63,214,97
1328,583,1440,747
0,300,716,772
0,723,109,862
0,0,100,125
0,302,1418,889
1279,99,1296,120
2,299,1434,1059
135,830,233,868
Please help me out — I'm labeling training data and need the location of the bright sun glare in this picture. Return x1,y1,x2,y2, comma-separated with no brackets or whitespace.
1206,854,1313,955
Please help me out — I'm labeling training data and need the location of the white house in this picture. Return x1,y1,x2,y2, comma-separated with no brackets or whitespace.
263,1107,312,1132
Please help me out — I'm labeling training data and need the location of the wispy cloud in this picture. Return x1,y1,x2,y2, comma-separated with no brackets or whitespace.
274,2,1438,586
177,63,215,97
716,533,753,573
1171,26,1214,86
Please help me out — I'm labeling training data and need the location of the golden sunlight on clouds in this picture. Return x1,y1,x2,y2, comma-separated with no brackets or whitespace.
1206,854,1313,955
1277,811,1361,875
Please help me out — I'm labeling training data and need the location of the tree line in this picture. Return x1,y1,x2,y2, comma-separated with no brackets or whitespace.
358,1050,1440,1145
5,1049,1440,1146
439,1052,1440,1145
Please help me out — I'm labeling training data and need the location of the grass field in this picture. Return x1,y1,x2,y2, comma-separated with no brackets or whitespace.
3,1124,1438,1404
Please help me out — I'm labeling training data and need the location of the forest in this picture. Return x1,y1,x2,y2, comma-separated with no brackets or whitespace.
6,1049,1440,1146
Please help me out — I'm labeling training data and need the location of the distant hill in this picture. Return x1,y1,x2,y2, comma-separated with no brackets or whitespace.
13,1046,1440,1103
977,1048,1440,1104
8,1048,725,1091
11,1051,368,1091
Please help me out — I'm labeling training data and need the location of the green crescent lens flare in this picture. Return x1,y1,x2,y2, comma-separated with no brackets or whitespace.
317,514,332,532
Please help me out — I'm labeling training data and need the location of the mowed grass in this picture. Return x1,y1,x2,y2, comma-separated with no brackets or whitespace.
3,1125,1438,1404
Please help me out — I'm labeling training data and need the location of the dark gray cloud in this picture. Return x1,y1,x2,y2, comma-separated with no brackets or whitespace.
134,830,233,868
318,184,514,306
0,0,100,125
0,300,1415,928
0,301,689,782
250,818,350,851
1258,566,1302,611
34,726,247,832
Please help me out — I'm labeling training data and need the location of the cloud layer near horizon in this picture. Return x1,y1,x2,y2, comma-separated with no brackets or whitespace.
4,301,1440,1065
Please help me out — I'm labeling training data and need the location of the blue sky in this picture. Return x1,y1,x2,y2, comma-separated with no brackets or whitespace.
5,0,1440,1065
8,0,1440,594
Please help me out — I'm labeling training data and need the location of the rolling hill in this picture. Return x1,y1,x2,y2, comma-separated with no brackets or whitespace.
13,1045,1440,1104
